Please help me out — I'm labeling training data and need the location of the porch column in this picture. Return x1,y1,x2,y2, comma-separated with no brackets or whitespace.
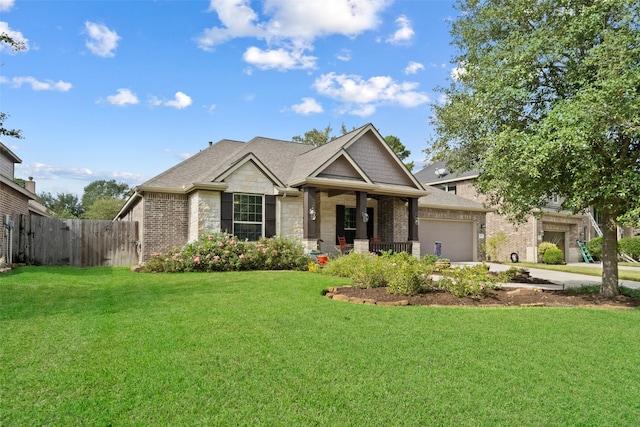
355,191,368,240
303,187,317,240
408,197,418,241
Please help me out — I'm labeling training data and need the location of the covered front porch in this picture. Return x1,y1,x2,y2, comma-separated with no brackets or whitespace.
299,182,425,258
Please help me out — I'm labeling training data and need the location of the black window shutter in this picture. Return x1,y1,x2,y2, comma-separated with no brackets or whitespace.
336,205,345,244
265,195,276,238
221,192,233,234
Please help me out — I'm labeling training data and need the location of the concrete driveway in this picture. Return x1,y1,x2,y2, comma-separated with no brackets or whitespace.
454,262,640,290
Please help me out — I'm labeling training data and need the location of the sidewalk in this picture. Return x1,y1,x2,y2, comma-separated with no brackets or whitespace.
453,262,640,290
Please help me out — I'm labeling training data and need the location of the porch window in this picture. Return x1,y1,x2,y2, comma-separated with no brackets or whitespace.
344,207,357,231
233,194,263,241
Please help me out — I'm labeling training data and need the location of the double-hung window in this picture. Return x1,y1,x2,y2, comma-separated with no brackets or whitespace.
233,194,263,241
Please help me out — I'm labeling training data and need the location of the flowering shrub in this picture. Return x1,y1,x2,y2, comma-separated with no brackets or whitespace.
144,233,309,273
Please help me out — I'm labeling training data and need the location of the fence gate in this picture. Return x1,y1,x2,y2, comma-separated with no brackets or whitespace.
12,215,139,267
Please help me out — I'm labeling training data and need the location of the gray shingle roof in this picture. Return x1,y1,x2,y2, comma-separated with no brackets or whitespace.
414,160,480,185
419,185,491,211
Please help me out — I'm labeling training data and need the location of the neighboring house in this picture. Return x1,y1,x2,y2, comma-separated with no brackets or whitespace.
1,142,48,263
117,124,432,262
415,161,591,263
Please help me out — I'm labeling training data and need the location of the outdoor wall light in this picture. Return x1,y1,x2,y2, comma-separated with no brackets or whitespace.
415,216,420,226
361,211,369,223
480,223,485,230
309,207,316,221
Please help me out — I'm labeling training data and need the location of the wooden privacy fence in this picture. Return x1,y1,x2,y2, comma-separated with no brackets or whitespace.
11,215,139,267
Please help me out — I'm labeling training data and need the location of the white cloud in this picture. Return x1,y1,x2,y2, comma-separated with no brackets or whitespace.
451,64,466,81
3,76,72,91
106,88,139,106
0,21,29,52
336,48,351,62
197,0,390,70
291,97,323,115
312,72,429,117
85,21,120,58
243,46,317,70
386,15,414,44
404,61,424,75
0,0,14,12
164,92,193,109
16,162,148,188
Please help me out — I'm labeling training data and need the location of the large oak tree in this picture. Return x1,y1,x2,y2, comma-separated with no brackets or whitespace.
430,0,640,296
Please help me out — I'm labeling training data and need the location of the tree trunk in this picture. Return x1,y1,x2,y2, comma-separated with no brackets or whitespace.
600,207,619,297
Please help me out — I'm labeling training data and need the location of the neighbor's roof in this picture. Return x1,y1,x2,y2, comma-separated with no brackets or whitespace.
0,141,21,164
414,160,480,185
418,185,492,212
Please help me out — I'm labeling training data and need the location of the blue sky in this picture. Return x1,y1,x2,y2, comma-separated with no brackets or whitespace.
1,0,458,197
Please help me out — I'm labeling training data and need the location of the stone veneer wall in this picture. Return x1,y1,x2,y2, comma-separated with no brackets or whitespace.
278,196,303,240
141,192,189,261
225,162,275,194
188,190,221,241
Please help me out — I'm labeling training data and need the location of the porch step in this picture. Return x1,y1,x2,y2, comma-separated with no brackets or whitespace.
577,240,594,263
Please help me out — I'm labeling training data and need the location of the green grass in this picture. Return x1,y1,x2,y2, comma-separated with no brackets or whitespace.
2,267,640,425
511,262,640,281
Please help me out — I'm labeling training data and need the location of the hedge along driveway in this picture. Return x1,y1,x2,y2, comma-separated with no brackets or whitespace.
1,266,640,425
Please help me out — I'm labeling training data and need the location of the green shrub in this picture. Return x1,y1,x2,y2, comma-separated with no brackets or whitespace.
420,254,439,265
537,242,558,261
485,231,507,261
143,234,309,273
619,237,640,261
543,247,564,264
585,237,602,261
436,264,501,298
321,252,389,288
386,254,429,296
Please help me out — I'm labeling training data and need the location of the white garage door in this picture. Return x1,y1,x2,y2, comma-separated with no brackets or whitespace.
420,220,474,261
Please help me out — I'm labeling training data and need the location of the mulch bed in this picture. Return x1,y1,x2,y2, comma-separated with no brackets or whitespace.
329,274,640,309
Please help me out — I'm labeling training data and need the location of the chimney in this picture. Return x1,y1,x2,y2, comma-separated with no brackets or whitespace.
25,176,35,194
209,141,213,147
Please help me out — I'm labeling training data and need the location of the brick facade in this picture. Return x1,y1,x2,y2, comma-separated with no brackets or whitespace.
141,192,189,260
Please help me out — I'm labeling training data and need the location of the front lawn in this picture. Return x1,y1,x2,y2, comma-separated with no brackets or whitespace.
2,267,640,425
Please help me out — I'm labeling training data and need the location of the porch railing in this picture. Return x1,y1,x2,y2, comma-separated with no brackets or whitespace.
369,241,413,254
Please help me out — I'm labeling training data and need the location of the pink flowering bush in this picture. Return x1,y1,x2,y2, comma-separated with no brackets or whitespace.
144,233,309,273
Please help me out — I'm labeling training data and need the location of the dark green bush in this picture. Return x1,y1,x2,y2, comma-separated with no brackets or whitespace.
619,237,640,261
585,237,602,261
537,242,558,261
543,247,564,264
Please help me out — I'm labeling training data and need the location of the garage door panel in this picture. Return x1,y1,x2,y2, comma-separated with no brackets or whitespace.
420,220,473,262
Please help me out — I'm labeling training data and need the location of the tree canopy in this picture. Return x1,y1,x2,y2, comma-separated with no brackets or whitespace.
38,179,132,219
1,33,26,140
429,0,640,296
